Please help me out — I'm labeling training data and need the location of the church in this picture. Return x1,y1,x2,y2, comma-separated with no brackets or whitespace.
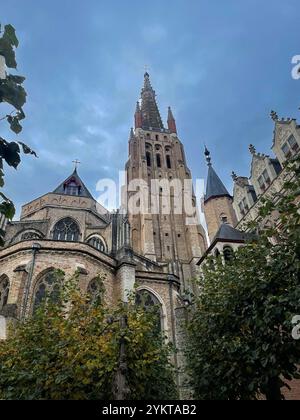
0,72,300,398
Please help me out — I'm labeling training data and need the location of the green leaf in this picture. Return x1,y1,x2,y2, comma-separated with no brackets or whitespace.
0,38,17,69
4,25,19,48
7,115,22,134
0,139,21,168
0,200,15,220
18,142,37,157
0,78,27,109
7,74,26,85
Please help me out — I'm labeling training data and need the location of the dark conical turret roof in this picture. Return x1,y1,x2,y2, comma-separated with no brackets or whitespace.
204,148,231,202
53,168,93,199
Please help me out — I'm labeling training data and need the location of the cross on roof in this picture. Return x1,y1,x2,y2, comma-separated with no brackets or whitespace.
72,159,81,170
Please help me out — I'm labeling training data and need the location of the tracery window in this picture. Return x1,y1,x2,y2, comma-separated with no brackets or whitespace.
87,278,103,305
136,289,162,332
33,271,60,311
0,275,9,311
21,231,42,241
53,218,80,242
88,236,106,252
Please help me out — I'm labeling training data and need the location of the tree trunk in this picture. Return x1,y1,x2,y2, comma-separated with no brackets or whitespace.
265,377,282,400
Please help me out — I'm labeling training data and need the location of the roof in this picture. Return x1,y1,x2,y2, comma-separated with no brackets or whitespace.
205,165,231,202
213,223,252,243
53,169,94,199
197,223,255,265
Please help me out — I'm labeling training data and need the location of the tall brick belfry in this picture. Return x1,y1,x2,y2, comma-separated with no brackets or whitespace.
126,72,207,289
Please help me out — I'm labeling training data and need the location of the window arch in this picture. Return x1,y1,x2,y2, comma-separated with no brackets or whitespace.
87,236,106,252
33,270,61,311
220,214,228,224
156,154,161,168
21,231,42,241
87,278,103,305
53,218,80,242
166,155,172,169
223,246,234,262
136,289,163,332
0,275,9,311
146,152,152,167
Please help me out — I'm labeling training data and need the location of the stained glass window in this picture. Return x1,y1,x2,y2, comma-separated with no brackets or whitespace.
0,276,9,311
53,218,80,241
136,290,162,332
33,271,61,311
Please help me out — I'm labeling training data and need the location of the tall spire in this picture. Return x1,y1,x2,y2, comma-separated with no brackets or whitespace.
134,101,142,129
204,148,231,202
167,106,177,134
140,72,164,130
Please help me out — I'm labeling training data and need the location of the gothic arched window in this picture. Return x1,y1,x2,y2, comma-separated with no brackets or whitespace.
88,236,106,252
156,154,161,168
223,246,234,263
166,155,172,169
21,231,42,241
53,218,80,242
136,289,162,332
0,275,9,311
87,278,103,305
146,152,152,167
33,271,61,311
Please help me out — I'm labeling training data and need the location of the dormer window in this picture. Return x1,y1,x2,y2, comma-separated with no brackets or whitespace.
64,178,81,196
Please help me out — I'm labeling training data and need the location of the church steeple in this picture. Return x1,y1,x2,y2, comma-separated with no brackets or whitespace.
140,72,164,130
167,106,177,134
134,101,142,129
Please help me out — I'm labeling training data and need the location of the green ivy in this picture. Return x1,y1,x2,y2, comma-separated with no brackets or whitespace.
186,156,300,400
0,23,37,246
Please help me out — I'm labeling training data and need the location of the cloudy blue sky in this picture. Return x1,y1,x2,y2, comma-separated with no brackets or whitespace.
1,0,299,217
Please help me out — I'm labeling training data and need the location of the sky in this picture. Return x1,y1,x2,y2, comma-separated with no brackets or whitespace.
1,0,300,218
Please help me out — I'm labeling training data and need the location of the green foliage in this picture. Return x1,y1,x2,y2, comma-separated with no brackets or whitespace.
0,273,177,400
186,156,300,400
0,23,36,246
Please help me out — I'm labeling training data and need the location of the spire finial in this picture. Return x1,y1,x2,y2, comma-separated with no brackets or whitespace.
72,159,81,171
249,144,256,155
231,171,238,181
204,146,212,166
143,70,152,90
270,110,278,121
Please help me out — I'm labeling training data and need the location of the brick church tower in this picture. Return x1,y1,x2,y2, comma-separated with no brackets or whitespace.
125,72,207,289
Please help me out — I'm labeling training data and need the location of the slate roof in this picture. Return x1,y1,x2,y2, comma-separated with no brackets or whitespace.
53,169,93,199
205,165,231,202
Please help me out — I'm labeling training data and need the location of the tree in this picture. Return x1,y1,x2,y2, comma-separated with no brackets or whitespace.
186,155,300,400
0,23,36,245
0,272,177,400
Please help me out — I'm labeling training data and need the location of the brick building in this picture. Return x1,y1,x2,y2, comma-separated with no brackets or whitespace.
0,73,299,399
